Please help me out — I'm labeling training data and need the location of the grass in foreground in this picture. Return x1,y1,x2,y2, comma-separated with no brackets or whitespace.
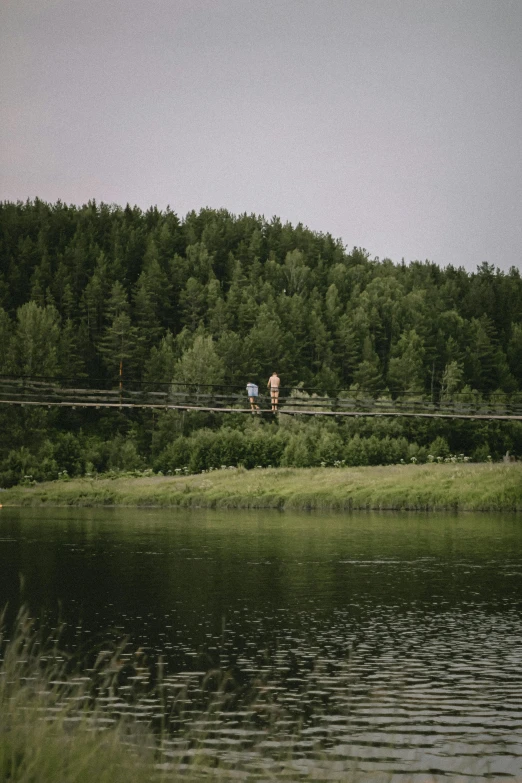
1,462,521,511
0,612,357,783
0,612,273,783
0,613,156,783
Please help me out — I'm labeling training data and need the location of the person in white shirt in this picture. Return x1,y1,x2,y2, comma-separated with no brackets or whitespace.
246,381,260,413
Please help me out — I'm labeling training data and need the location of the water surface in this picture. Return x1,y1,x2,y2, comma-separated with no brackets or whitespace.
1,508,521,780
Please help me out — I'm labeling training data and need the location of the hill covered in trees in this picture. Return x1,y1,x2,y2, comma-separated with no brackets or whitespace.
1,199,521,485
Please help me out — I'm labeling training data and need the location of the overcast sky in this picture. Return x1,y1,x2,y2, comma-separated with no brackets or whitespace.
1,0,521,272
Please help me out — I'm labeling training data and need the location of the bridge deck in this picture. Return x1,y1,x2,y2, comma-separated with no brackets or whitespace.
1,377,521,420
0,396,520,421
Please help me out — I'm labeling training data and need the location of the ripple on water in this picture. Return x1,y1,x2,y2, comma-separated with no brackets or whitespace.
4,510,522,780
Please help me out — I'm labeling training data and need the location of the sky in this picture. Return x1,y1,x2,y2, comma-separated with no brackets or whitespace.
1,0,521,272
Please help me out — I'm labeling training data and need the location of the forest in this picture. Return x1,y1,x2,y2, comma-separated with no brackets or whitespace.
0,199,521,486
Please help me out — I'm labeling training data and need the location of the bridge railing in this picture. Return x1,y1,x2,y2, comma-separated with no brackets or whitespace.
0,376,521,418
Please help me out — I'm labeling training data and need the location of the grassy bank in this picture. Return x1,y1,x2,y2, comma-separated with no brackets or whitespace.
1,463,521,511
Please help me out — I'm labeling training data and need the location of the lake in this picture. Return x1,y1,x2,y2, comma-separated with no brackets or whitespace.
1,507,522,780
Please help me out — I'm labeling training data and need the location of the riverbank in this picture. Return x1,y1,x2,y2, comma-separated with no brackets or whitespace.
1,463,521,511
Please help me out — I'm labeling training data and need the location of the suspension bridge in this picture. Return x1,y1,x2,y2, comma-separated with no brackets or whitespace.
0,377,521,421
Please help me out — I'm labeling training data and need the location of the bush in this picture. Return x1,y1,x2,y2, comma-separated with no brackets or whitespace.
212,428,247,468
314,429,344,465
53,432,85,476
106,435,145,472
186,429,213,472
472,443,491,462
83,437,110,474
244,428,286,468
281,432,314,467
0,447,37,487
429,436,450,459
344,435,368,466
154,437,191,473
365,435,385,466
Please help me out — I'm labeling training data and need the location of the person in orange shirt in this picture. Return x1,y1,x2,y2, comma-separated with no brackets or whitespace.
267,372,280,413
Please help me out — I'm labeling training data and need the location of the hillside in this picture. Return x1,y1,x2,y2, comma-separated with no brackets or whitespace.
1,201,521,486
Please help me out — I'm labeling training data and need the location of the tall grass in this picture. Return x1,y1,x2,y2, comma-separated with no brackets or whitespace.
0,611,306,783
1,462,521,511
0,610,159,783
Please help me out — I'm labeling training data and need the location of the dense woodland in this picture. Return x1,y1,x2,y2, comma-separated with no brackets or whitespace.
1,199,521,485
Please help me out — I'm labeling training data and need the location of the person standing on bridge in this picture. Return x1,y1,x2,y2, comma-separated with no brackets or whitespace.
246,381,260,413
267,372,280,413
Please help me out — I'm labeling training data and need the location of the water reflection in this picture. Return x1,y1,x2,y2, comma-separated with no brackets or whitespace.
1,508,522,779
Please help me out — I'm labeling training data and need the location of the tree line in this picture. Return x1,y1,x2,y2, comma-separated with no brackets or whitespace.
0,199,521,485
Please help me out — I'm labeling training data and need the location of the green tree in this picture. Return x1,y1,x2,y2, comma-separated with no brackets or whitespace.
97,282,141,382
172,332,225,392
387,329,426,396
12,301,60,377
463,316,511,393
283,250,310,296
507,324,522,388
440,360,464,401
59,318,86,379
335,313,359,387
0,308,13,374
180,277,206,331
81,252,110,340
352,336,384,396
215,331,247,385
133,240,172,345
144,331,177,385
243,304,286,379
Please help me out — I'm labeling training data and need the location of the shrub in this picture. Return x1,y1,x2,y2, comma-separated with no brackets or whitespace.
472,443,492,462
243,428,287,468
153,437,191,473
429,436,450,459
106,436,145,472
212,428,247,468
281,432,314,467
53,432,85,477
188,429,218,473
83,437,110,474
344,435,368,466
365,435,385,466
314,429,344,465
0,447,38,487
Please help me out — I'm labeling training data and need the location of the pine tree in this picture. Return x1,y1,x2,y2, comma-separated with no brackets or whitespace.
59,318,86,380
387,329,426,396
172,332,225,392
143,331,177,385
97,282,141,383
353,336,384,397
243,304,286,379
180,277,206,332
12,302,61,377
0,308,13,374
335,314,359,387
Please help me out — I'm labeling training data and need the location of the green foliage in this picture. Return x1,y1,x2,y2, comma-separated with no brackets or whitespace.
106,435,145,472
97,282,142,380
53,432,85,475
1,200,521,486
0,307,12,373
440,360,464,400
429,436,450,459
172,331,225,390
11,301,61,376
388,329,426,396
143,330,177,384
